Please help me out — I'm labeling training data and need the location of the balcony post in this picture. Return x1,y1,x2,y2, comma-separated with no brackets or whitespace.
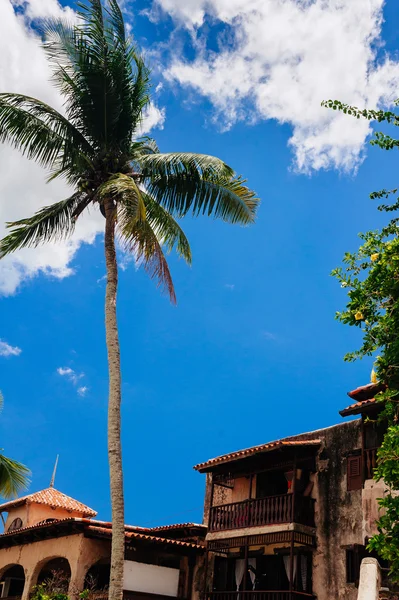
243,541,249,592
248,474,253,527
289,454,297,599
361,415,366,484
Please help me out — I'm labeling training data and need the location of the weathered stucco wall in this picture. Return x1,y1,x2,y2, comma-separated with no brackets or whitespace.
3,504,84,531
0,533,110,600
0,530,200,600
311,420,363,600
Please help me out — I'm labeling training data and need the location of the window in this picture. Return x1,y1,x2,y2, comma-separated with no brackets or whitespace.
346,549,356,584
346,546,367,586
7,518,23,532
347,454,362,491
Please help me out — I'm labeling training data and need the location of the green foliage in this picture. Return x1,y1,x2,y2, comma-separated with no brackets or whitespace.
0,0,259,302
324,96,399,580
30,583,69,600
366,426,399,579
0,392,30,498
30,582,90,600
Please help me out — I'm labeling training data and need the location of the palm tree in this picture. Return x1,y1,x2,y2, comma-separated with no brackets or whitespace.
0,392,30,498
0,1,259,597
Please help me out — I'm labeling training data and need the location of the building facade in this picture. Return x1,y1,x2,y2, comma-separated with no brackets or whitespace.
0,488,205,600
195,382,391,600
0,382,393,600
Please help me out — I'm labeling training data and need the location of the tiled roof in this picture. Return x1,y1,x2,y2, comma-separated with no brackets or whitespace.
194,439,321,472
149,523,206,532
0,487,97,517
347,382,386,401
339,397,379,417
0,518,204,552
0,517,76,538
85,524,204,550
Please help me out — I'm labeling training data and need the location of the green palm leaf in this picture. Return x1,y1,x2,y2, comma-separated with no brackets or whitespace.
98,174,146,221
138,152,234,180
146,173,259,224
0,193,88,257
118,202,176,303
131,137,160,158
141,193,192,264
0,393,30,499
0,455,30,499
0,94,92,173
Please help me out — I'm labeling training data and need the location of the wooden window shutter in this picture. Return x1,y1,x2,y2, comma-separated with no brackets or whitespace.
347,454,362,491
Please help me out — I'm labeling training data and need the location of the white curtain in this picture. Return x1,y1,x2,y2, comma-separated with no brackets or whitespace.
248,558,256,590
283,555,297,585
235,559,246,592
301,555,307,591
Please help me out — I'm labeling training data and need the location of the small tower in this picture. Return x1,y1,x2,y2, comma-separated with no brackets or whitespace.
0,487,97,532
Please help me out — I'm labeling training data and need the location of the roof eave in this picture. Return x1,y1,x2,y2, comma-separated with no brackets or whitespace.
194,440,321,473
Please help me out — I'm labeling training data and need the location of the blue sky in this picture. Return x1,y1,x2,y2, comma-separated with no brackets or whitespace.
0,0,399,526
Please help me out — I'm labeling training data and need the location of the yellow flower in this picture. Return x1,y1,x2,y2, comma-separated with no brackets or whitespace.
355,311,364,321
371,369,377,384
371,253,379,262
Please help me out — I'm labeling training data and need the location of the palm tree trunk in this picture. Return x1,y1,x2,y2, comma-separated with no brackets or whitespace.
104,198,125,600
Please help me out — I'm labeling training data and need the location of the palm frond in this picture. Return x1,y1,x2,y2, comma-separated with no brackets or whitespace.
0,193,87,257
131,137,160,158
146,172,259,224
138,153,234,180
43,0,150,152
106,0,126,45
0,454,30,499
0,94,93,172
118,204,176,303
97,173,146,221
141,193,192,264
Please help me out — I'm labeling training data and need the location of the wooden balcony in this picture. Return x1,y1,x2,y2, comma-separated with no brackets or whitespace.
208,591,314,600
209,494,315,532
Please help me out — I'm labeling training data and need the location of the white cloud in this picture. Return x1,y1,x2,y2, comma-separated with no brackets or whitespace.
261,331,276,341
137,104,166,136
0,1,165,296
77,386,88,397
224,283,235,290
0,339,22,357
57,366,84,387
157,0,399,172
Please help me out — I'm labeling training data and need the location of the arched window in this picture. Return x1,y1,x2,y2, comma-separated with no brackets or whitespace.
0,564,25,597
7,518,23,532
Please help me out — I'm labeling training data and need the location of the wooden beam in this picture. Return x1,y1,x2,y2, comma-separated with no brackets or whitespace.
289,454,297,599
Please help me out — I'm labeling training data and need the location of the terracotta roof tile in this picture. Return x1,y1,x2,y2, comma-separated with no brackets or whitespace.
339,397,379,416
85,525,204,549
194,439,321,472
0,518,204,551
347,382,386,401
149,523,206,532
0,488,97,517
0,517,75,538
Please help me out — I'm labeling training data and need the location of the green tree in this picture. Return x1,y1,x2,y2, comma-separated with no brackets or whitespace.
0,392,30,498
0,2,258,598
323,98,399,579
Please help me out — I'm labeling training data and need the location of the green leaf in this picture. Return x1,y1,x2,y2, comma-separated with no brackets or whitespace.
0,193,88,257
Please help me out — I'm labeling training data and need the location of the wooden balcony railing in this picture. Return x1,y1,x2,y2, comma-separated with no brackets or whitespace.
209,494,315,532
208,591,314,600
364,448,378,480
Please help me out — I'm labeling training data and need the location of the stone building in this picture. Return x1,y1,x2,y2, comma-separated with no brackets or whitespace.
0,382,392,600
195,382,390,600
0,487,205,600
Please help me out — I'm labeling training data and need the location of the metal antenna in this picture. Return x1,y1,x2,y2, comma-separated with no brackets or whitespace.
49,455,59,488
